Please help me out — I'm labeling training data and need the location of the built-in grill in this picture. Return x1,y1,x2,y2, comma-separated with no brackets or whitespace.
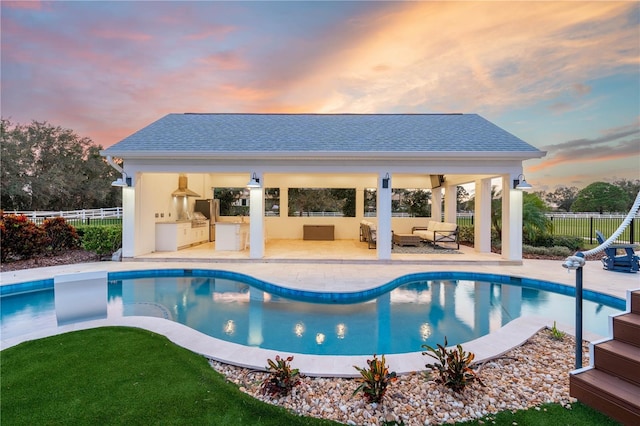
191,212,208,228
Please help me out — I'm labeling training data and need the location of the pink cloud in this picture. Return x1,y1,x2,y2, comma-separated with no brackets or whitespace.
198,51,246,70
183,26,236,41
91,28,153,42
2,1,45,10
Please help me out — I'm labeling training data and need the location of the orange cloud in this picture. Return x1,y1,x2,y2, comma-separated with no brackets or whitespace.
254,2,638,114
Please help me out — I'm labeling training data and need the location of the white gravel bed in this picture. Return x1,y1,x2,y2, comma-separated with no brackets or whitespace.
209,329,588,425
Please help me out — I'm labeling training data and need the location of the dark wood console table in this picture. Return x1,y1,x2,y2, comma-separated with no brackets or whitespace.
303,225,335,241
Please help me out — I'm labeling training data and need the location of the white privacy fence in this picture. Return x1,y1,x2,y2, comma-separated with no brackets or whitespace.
5,208,123,225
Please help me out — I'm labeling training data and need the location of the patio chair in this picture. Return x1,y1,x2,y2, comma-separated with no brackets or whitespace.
362,222,377,249
596,230,640,273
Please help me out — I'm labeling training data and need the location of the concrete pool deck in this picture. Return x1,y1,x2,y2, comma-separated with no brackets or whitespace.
1,258,638,376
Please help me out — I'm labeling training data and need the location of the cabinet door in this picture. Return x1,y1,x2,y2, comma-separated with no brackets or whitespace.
177,223,190,247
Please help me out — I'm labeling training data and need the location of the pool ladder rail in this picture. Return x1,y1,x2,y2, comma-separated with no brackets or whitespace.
570,289,640,425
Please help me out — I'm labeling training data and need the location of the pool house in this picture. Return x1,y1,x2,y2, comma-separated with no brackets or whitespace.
100,113,545,262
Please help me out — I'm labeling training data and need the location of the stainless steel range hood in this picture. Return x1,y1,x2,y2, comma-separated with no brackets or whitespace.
171,174,201,197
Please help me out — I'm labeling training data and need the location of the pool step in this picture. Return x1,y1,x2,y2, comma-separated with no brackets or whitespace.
570,289,640,425
614,311,640,347
593,339,640,385
632,291,640,315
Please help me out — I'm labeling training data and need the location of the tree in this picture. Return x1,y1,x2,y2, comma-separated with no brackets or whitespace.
214,188,246,216
1,118,121,210
544,186,578,212
571,182,630,213
612,178,640,210
404,189,431,217
456,186,470,209
490,188,551,243
521,192,552,242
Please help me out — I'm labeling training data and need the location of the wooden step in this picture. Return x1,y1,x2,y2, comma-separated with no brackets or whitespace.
632,290,640,315
614,312,640,347
594,340,640,386
570,368,640,425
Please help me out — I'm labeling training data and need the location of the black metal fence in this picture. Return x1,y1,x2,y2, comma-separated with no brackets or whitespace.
456,213,639,245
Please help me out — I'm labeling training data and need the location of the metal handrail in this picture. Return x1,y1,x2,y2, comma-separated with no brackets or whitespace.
563,191,640,369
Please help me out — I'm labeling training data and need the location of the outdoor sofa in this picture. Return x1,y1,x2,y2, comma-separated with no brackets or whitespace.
412,221,459,249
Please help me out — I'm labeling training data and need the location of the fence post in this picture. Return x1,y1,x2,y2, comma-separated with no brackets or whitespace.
589,216,594,245
631,218,636,245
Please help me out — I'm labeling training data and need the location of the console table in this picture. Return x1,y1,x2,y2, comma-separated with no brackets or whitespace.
303,225,335,241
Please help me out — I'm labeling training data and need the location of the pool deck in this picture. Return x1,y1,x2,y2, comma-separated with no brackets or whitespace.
1,257,638,376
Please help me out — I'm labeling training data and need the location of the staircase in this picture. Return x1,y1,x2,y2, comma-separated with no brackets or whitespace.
570,289,640,425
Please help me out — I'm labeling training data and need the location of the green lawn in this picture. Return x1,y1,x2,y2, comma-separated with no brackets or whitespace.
0,327,338,426
1,328,619,425
454,403,620,425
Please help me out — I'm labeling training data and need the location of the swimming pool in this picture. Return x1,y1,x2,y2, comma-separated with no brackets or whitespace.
0,269,624,355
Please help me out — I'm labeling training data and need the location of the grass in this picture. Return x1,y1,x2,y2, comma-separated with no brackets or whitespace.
0,327,339,426
454,402,621,425
1,328,619,426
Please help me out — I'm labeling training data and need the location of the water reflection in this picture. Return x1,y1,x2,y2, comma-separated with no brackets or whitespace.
1,277,622,354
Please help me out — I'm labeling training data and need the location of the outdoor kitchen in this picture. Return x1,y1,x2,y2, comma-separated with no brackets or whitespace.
154,174,249,252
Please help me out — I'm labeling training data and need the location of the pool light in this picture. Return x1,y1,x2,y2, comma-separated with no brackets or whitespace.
336,323,347,339
420,323,432,341
315,333,325,345
224,320,236,335
294,322,305,337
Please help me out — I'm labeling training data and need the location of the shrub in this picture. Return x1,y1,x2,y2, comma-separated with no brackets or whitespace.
261,355,301,397
352,354,397,403
552,235,584,251
42,217,80,253
457,225,474,243
422,337,482,393
522,245,572,257
0,213,49,262
80,225,122,256
525,232,554,247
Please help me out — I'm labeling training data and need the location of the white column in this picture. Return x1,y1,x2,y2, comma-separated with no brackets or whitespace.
432,187,442,222
502,175,523,260
122,184,136,258
279,186,288,219
356,186,365,221
249,173,264,259
377,172,392,259
474,178,492,253
443,185,457,224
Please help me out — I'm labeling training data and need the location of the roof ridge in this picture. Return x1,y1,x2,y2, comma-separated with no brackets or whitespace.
181,112,466,116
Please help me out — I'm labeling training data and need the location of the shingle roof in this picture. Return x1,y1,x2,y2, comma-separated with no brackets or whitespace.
102,113,541,155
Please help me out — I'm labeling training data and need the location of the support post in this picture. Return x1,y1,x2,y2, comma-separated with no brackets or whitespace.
575,265,583,369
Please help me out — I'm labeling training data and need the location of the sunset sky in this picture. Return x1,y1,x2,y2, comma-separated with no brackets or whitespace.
2,1,639,191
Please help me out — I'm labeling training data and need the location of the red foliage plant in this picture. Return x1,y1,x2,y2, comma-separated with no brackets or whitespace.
42,217,80,253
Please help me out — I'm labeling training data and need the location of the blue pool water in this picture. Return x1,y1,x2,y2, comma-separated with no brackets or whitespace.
0,270,624,355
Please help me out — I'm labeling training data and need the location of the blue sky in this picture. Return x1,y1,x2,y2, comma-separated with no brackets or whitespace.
2,1,638,191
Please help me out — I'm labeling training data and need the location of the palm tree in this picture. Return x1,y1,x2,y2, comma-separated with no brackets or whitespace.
488,188,551,243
